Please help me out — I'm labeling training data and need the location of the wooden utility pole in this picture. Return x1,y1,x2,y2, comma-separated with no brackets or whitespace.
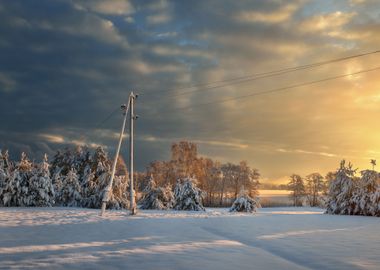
100,98,130,216
129,92,138,215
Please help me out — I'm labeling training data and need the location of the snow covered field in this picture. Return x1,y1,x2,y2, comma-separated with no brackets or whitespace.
0,207,379,270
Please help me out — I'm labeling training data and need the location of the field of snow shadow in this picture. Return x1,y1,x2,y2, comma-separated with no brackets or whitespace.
0,207,378,270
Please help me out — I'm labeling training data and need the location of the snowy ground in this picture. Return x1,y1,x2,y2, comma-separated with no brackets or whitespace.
0,207,379,270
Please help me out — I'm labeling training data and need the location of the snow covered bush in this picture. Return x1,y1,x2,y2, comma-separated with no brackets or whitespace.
174,177,205,211
230,190,260,213
140,175,174,210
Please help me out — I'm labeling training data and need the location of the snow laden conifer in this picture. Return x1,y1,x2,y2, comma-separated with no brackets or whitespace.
325,160,357,215
2,152,33,206
174,177,205,211
60,168,82,207
81,147,110,208
140,175,174,210
80,166,98,208
107,175,130,209
230,189,260,213
28,154,55,206
352,170,380,216
0,150,9,206
52,171,64,206
370,183,380,217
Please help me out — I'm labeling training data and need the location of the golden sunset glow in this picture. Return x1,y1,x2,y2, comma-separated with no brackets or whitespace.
1,0,380,184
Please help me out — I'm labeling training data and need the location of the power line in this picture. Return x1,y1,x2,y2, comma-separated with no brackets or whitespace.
93,107,120,131
154,66,380,114
76,106,120,144
141,49,380,98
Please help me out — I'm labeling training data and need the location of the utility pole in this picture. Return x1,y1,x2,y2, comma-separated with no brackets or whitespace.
129,91,138,215
100,98,130,216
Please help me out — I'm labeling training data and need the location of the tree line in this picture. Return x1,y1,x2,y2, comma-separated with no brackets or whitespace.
0,141,261,208
287,160,380,216
0,147,129,208
286,172,330,207
142,141,260,206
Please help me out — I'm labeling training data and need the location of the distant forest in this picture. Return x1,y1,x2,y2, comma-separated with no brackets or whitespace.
0,141,379,216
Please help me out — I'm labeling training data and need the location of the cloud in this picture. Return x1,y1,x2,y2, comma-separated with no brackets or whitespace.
39,133,104,149
146,14,171,24
276,148,337,158
59,16,129,47
350,0,366,5
299,11,356,33
73,0,134,15
39,134,65,144
0,73,16,92
2,0,380,180
140,135,248,149
236,3,301,24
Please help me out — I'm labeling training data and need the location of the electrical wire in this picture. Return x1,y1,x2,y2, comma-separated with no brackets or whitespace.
140,49,380,98
154,66,380,114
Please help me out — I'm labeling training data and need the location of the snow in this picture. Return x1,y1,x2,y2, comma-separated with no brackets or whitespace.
0,207,379,270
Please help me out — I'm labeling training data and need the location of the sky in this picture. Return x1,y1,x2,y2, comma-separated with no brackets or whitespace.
1,0,380,183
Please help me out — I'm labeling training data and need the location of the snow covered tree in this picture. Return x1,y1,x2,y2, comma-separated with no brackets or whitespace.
28,154,55,206
80,167,98,208
287,174,305,206
229,189,260,213
2,152,33,206
325,160,357,215
0,150,9,206
174,177,205,211
60,168,82,207
52,171,64,205
107,175,130,209
50,148,74,176
140,175,174,210
352,170,380,216
92,147,111,176
81,150,129,209
370,184,380,217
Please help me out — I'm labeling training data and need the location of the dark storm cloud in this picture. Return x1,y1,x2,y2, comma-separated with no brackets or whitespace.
1,0,380,180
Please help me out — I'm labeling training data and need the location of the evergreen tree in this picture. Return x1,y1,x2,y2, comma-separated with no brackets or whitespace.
52,171,64,206
325,160,357,215
370,184,380,217
0,150,9,206
28,154,55,206
174,177,205,211
15,152,33,206
80,166,98,208
352,170,380,216
60,168,82,207
140,175,174,210
107,175,130,210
